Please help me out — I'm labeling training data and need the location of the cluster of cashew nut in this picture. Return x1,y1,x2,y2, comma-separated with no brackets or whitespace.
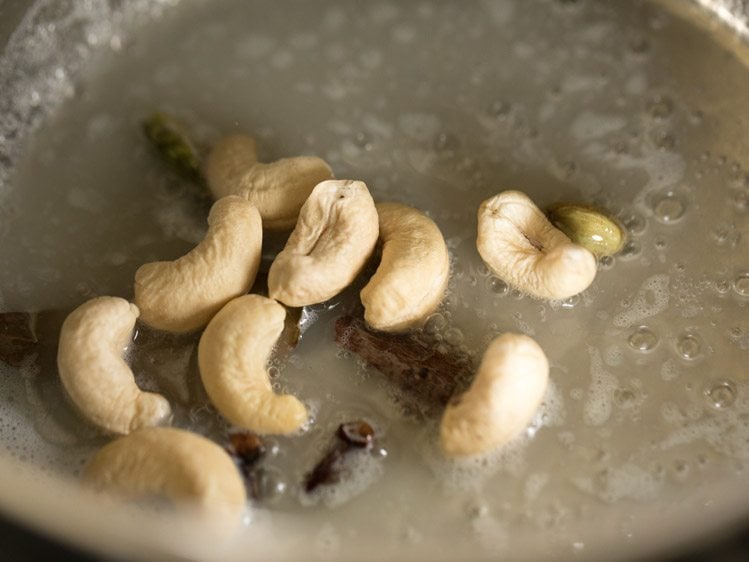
57,127,621,517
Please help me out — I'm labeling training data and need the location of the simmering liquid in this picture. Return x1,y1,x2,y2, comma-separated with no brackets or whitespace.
0,0,747,558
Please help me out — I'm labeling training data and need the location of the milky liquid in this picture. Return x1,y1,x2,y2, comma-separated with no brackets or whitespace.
0,0,748,558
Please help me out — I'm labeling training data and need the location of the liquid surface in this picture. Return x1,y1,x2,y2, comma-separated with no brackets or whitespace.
0,0,748,559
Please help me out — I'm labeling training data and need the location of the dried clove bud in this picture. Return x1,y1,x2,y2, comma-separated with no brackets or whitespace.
226,431,272,501
0,312,37,366
337,420,375,448
304,446,345,493
334,315,473,413
0,310,68,367
304,420,378,493
227,431,267,467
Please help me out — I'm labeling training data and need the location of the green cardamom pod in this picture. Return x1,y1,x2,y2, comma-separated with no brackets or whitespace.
547,203,625,258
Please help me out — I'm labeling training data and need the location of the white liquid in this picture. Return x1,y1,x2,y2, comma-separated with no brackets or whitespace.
0,0,748,558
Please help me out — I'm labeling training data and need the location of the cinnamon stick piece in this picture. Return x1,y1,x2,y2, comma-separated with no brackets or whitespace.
334,316,472,412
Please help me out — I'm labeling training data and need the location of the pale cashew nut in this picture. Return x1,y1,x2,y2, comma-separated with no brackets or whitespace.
440,332,549,458
267,179,379,307
476,190,597,300
198,294,307,434
134,195,262,333
204,134,334,230
360,202,449,332
82,427,246,521
57,297,171,434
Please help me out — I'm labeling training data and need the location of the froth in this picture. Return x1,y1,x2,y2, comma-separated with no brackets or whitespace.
583,347,618,427
0,0,180,194
613,274,670,328
299,449,385,508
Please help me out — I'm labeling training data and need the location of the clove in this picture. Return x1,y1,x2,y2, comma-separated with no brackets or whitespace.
0,310,68,367
334,316,473,414
225,430,270,501
304,420,376,493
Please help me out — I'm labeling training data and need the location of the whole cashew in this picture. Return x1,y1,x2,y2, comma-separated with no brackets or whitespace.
204,134,334,230
134,195,262,333
198,294,307,434
476,190,597,300
440,332,549,457
57,297,171,435
360,202,449,332
83,427,245,521
268,179,379,307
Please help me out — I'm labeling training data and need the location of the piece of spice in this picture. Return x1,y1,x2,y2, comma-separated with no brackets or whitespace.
228,431,267,467
142,112,208,191
226,430,270,500
334,315,472,413
304,420,377,493
0,310,68,367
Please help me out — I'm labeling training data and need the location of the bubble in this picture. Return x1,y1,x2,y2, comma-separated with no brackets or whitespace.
488,277,510,295
646,95,673,120
268,366,280,379
618,240,641,260
715,278,731,294
676,332,702,360
622,213,647,235
652,192,686,223
705,380,737,410
613,388,637,408
510,288,524,300
733,273,749,297
560,295,580,309
250,467,287,503
444,328,464,347
598,255,615,270
353,131,373,150
628,326,658,352
424,313,447,334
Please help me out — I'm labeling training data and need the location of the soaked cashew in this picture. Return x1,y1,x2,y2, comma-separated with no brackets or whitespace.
134,195,262,333
57,297,171,435
477,190,597,300
440,333,548,458
198,294,307,434
268,179,379,307
204,134,334,230
360,202,449,332
83,427,245,521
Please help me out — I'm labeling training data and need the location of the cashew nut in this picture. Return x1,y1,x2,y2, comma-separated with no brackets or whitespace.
198,294,307,434
204,134,334,230
57,297,171,435
476,190,597,300
82,427,246,521
268,179,379,307
440,332,549,458
134,195,262,333
360,202,449,332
